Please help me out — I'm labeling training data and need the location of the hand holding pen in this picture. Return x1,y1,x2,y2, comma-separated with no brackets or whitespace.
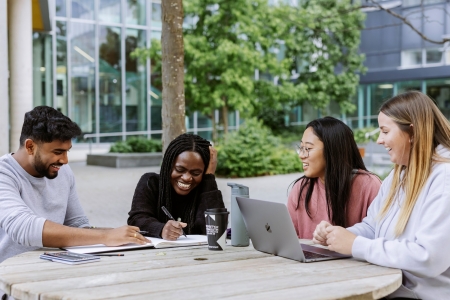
161,206,187,240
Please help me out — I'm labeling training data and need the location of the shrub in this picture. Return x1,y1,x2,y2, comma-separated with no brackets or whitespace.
126,137,162,152
216,118,303,178
109,141,133,153
109,137,162,153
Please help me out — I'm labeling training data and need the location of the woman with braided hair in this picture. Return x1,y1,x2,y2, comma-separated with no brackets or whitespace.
127,133,225,240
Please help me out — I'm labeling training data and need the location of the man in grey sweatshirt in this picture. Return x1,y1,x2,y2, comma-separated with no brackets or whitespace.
0,106,148,266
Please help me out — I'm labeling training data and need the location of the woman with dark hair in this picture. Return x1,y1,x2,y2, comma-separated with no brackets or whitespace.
287,116,381,239
128,133,224,240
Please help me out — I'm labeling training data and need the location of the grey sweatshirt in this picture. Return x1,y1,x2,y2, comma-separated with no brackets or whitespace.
348,145,450,299
0,154,90,263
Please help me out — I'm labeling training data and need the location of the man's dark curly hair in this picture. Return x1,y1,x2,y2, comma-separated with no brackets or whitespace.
19,106,82,146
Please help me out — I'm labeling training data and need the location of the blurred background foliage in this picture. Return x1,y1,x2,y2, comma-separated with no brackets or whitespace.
110,137,162,153
130,0,366,176
133,0,365,136
216,118,303,177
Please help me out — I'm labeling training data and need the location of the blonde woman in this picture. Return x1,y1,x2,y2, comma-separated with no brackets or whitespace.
313,91,450,299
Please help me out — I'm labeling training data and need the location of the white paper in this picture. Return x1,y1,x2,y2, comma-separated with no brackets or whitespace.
64,235,207,254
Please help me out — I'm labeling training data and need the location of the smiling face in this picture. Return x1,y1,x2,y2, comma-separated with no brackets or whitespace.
30,140,72,179
170,151,205,196
299,127,326,183
377,112,412,166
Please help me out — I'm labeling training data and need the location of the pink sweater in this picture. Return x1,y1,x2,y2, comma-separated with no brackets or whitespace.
287,170,381,239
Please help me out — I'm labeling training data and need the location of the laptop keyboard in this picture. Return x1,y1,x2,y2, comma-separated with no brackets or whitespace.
303,250,330,260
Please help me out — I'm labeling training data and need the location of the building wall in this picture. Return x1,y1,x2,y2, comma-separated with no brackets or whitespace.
27,0,239,144
355,1,450,128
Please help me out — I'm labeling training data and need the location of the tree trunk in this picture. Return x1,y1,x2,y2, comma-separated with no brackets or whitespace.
211,111,217,142
161,0,186,153
222,104,228,135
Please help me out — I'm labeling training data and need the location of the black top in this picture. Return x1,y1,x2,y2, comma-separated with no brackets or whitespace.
127,172,224,238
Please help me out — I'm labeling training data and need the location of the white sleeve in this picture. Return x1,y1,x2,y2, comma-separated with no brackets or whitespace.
352,170,450,278
0,173,45,247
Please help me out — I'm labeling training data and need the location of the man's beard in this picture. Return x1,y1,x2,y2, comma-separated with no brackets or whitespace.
34,151,59,179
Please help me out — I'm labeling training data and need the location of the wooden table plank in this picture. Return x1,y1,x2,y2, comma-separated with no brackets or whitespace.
0,243,402,300
0,247,265,295
224,274,402,300
35,263,400,300
12,256,375,300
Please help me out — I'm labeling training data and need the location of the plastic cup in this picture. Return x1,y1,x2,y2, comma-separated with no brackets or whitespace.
205,208,229,251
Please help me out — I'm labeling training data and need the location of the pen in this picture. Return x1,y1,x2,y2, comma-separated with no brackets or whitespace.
138,231,148,235
161,206,187,238
94,254,124,257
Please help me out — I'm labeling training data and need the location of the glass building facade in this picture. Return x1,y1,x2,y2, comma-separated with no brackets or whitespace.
33,0,239,144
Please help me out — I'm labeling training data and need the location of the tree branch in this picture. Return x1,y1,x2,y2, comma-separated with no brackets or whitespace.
368,0,450,44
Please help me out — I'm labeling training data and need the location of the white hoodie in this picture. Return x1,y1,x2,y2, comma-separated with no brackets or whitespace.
348,145,450,299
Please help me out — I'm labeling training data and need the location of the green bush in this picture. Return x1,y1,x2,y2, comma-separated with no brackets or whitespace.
109,137,162,153
109,141,133,153
126,137,162,152
216,118,303,178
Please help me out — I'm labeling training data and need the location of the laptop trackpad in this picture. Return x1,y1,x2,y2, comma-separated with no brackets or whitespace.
300,243,351,258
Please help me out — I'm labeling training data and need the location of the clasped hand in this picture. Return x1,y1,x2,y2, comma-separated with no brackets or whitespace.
312,221,356,255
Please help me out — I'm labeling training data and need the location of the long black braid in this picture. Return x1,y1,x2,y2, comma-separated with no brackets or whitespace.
157,133,211,234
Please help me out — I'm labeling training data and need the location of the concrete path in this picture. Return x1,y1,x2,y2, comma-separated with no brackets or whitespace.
69,161,303,228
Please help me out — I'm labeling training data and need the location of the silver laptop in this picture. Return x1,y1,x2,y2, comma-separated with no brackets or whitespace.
236,197,351,263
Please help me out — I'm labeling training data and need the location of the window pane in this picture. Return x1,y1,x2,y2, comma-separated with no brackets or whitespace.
370,83,393,126
99,0,121,23
71,0,94,19
150,90,162,130
127,0,146,25
55,0,66,17
197,112,212,128
426,79,450,119
402,0,421,7
56,21,68,114
151,2,162,27
126,29,147,132
71,22,96,137
186,113,194,129
33,33,53,107
99,26,122,134
397,80,421,94
426,49,442,64
402,50,422,67
150,30,162,131
198,131,212,141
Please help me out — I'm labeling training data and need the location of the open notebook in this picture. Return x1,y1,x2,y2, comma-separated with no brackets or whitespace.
63,235,207,254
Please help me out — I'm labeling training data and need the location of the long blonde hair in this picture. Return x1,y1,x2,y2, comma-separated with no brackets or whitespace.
379,91,450,236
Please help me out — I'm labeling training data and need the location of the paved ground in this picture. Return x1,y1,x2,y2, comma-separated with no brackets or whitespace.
69,161,303,228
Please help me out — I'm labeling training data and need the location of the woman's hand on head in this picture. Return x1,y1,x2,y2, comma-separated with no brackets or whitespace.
206,146,218,175
161,220,187,241
312,221,331,246
325,226,356,255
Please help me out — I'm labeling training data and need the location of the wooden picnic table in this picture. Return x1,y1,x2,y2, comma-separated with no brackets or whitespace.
0,239,401,300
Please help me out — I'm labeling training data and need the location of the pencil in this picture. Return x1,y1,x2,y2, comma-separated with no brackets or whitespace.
94,254,124,257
